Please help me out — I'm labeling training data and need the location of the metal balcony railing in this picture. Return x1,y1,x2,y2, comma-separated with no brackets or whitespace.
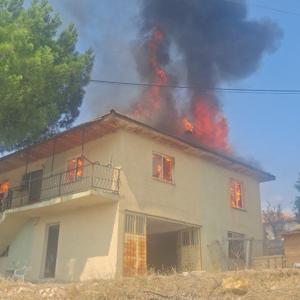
0,163,120,213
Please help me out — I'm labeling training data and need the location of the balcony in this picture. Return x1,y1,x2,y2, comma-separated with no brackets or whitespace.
0,162,120,213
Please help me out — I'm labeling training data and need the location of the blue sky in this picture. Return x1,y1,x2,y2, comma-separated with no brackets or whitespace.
48,0,300,211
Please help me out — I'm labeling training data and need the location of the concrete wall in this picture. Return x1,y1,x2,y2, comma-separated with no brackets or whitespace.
3,203,119,281
0,257,8,275
6,220,35,271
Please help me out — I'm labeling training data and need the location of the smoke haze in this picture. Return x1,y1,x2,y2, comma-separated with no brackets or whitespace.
49,0,282,151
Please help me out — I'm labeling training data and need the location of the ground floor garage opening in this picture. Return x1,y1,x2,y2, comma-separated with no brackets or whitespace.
123,212,202,276
147,217,190,273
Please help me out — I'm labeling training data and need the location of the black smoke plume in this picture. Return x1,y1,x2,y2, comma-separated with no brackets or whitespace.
136,0,282,112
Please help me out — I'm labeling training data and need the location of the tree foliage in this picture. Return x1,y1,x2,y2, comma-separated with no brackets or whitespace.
294,174,300,222
262,203,287,240
0,0,94,151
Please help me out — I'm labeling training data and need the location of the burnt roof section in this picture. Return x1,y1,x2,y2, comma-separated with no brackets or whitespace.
0,110,275,182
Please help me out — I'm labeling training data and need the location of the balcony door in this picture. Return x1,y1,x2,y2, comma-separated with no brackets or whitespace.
29,169,43,203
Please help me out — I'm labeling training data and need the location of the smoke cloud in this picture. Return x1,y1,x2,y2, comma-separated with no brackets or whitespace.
49,0,282,151
130,0,282,151
138,0,282,96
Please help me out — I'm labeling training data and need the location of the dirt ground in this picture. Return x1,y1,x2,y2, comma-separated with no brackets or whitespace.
1,269,300,299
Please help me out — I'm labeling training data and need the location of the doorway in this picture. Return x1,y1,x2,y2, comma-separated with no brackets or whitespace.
28,169,43,203
147,231,177,272
146,217,201,273
123,213,202,276
44,224,60,278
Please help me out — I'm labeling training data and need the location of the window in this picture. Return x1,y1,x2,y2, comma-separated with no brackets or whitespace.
67,156,84,182
228,232,245,260
152,153,174,182
0,181,12,211
230,179,244,209
125,214,146,235
181,229,200,246
0,181,9,201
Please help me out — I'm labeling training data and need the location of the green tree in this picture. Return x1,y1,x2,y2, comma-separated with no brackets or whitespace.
294,174,300,222
0,0,94,151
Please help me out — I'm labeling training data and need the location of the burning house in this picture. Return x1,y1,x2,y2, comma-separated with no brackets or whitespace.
0,0,280,281
0,110,274,280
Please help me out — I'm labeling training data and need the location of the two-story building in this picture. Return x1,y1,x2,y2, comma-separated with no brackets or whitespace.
0,110,275,281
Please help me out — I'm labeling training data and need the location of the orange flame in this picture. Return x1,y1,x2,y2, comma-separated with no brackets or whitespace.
192,97,230,152
182,118,193,133
131,28,231,154
132,28,169,118
0,181,9,194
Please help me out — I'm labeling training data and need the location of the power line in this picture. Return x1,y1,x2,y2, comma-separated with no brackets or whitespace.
90,79,300,95
227,0,300,17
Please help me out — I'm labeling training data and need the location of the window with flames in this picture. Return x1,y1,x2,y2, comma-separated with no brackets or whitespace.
230,179,244,209
152,153,174,183
0,181,9,200
0,181,10,210
67,156,84,182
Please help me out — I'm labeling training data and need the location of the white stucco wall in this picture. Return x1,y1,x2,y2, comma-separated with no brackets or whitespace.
6,219,35,271
3,203,119,281
117,129,264,270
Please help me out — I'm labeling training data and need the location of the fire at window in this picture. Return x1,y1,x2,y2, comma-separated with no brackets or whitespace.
230,179,243,209
0,181,9,195
152,153,174,182
0,181,10,208
67,157,84,182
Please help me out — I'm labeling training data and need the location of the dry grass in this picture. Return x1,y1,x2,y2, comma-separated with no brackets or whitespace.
1,269,300,299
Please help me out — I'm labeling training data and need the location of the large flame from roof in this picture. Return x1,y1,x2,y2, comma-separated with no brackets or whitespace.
132,29,168,118
131,29,230,153
182,97,230,152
